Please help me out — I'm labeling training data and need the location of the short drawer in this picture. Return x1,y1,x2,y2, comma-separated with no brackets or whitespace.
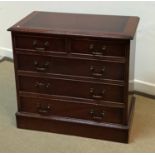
71,38,127,57
14,34,66,52
18,76,124,103
17,54,125,81
19,96,124,124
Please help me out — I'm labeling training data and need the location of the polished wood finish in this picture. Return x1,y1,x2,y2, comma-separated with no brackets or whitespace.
16,53,125,81
8,11,139,39
71,37,127,57
19,96,124,124
18,75,124,103
14,34,66,52
8,11,139,143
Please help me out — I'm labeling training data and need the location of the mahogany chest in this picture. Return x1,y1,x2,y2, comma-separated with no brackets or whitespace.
8,11,139,143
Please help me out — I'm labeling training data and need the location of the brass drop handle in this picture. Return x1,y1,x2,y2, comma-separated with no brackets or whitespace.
90,88,106,99
34,61,50,71
90,66,106,78
35,67,46,71
90,109,105,120
89,44,95,50
35,47,46,52
38,108,49,114
101,45,107,51
89,44,107,56
44,41,49,47
33,40,37,46
33,40,49,52
35,82,50,88
37,103,52,115
91,95,103,99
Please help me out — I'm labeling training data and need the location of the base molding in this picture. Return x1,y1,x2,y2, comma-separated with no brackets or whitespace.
16,113,129,143
16,98,135,143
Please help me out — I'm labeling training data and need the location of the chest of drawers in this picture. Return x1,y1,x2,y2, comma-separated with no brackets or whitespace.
8,11,139,143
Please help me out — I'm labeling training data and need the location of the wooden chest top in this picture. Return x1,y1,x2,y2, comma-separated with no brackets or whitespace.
8,11,139,39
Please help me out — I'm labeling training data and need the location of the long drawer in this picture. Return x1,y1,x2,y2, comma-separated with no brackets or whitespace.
16,54,125,81
18,75,124,103
19,96,124,124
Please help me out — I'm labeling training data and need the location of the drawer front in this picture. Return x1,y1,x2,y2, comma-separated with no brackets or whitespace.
17,54,125,81
14,35,66,52
18,76,124,103
19,96,123,124
71,38,127,57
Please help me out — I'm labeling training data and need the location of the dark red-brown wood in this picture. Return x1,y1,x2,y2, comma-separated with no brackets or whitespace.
18,75,125,103
8,11,139,143
8,11,139,39
19,96,124,124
